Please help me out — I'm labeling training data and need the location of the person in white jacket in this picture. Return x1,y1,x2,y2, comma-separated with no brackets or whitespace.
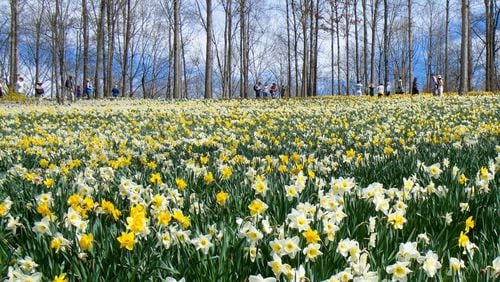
377,82,384,97
436,75,444,97
16,76,25,95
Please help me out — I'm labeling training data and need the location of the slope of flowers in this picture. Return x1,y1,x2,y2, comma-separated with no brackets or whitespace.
0,95,499,281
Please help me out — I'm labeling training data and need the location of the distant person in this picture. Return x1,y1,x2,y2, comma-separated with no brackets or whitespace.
76,85,82,99
377,82,384,97
270,83,278,98
368,83,375,97
437,75,444,97
385,82,391,96
16,76,25,95
431,74,439,96
34,81,45,99
84,78,93,99
281,85,287,98
263,83,269,98
112,85,120,98
411,77,419,94
0,79,4,98
396,77,404,94
64,75,74,104
355,81,363,96
253,81,261,98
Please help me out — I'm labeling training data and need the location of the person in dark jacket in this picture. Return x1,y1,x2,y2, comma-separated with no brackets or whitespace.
411,77,419,95
35,81,45,99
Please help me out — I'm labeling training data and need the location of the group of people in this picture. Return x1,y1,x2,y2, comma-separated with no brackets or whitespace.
0,75,121,103
63,75,96,103
357,76,443,97
253,82,285,99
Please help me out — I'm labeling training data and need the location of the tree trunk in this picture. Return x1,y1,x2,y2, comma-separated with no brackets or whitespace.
444,0,449,92
484,0,497,90
9,0,18,89
354,0,360,83
95,0,106,99
173,0,182,99
82,0,89,94
426,17,433,93
205,0,213,99
345,2,351,95
383,0,388,93
239,0,249,99
370,0,379,85
467,14,472,91
308,0,313,97
292,0,299,97
407,0,412,93
330,1,335,95
286,0,292,97
222,0,233,99
335,0,341,95
181,24,188,99
459,0,469,95
56,0,66,103
312,0,319,97
122,0,131,97
106,0,116,98
302,0,309,97
34,1,44,84
362,0,368,87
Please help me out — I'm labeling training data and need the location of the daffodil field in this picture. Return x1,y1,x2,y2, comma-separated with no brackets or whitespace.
0,94,499,281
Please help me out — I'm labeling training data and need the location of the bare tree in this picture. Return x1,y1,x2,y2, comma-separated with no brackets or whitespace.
82,0,89,91
370,0,379,85
354,0,360,83
459,0,469,95
9,0,19,89
407,0,412,93
239,0,249,98
121,0,132,97
335,0,341,95
173,0,181,99
95,0,106,98
221,0,233,99
444,0,449,92
292,0,299,97
383,0,388,92
345,1,351,95
484,0,498,90
205,0,213,99
362,0,368,87
286,0,292,97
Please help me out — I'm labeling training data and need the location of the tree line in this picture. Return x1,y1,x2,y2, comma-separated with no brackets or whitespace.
1,0,498,101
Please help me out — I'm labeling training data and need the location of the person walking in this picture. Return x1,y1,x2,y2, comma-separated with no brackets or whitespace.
431,74,439,96
368,83,375,97
84,78,93,99
355,81,363,96
35,81,45,100
64,75,74,104
16,76,25,95
377,82,384,97
385,82,391,96
270,83,278,98
253,81,261,98
0,79,4,98
76,85,82,99
112,85,120,98
436,75,444,97
263,83,269,98
396,77,404,94
411,77,419,94
280,85,287,98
